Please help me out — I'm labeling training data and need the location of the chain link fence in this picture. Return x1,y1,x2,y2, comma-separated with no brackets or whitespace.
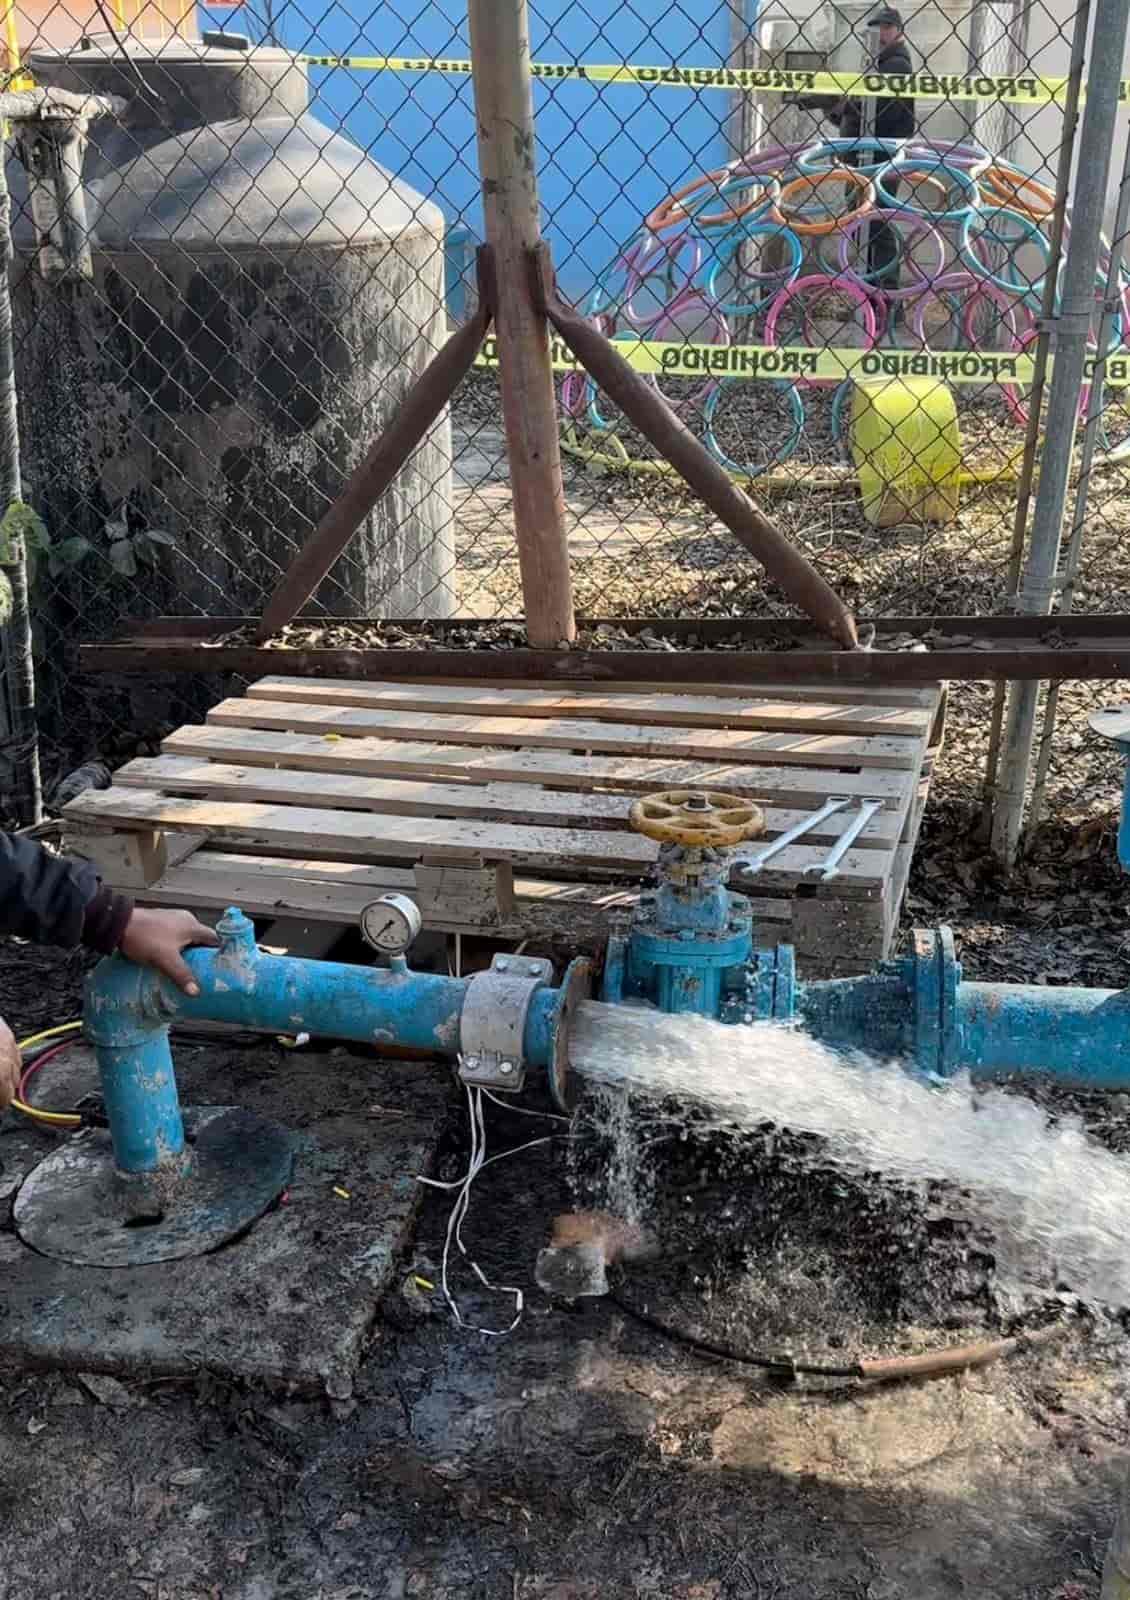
1,0,1127,845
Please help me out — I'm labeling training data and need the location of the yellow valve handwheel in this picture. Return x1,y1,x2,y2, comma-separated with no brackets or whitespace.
629,789,765,848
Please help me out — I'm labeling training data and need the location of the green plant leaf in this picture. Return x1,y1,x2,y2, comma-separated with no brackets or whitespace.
104,519,129,544
143,527,178,548
0,502,50,561
54,535,93,568
108,538,138,577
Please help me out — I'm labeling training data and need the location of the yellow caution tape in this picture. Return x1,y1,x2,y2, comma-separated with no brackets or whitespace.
299,54,1127,107
474,335,1130,388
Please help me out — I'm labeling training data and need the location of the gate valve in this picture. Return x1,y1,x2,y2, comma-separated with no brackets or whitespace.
629,789,765,849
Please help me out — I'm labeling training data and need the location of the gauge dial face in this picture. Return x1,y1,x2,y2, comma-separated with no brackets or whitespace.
360,893,422,955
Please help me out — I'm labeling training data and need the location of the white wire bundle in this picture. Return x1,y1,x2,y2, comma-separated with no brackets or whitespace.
415,1078,570,1336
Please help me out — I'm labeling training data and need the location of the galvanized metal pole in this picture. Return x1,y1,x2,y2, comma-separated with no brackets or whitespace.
991,0,1130,865
467,0,576,648
979,0,1089,832
0,142,42,825
1027,120,1130,835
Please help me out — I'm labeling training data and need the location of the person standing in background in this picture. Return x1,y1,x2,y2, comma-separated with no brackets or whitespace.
829,7,917,289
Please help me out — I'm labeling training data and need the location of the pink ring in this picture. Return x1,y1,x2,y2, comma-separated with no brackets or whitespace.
764,273,880,388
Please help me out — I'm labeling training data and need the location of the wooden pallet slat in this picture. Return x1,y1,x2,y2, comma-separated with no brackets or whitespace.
246,675,934,738
164,724,912,809
76,673,942,969
63,787,890,889
118,755,901,848
134,849,799,945
208,698,921,771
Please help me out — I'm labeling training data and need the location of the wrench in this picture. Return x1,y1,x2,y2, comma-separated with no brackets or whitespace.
805,797,885,882
733,796,851,875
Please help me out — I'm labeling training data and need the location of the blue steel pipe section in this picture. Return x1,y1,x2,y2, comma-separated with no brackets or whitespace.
85,908,568,1175
764,928,1130,1088
95,1035,188,1177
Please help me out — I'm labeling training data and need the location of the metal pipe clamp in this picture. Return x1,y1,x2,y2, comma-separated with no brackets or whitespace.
458,953,553,1092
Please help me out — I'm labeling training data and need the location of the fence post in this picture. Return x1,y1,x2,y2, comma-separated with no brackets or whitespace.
1026,121,1130,835
467,0,576,647
978,0,1089,836
990,0,1130,866
0,131,42,826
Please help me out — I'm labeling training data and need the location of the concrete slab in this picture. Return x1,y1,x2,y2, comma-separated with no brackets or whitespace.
0,1039,448,1394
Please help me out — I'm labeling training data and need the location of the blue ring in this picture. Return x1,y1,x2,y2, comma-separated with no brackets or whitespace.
703,380,805,476
701,222,803,315
877,159,980,223
960,205,1048,300
830,378,854,452
796,137,907,176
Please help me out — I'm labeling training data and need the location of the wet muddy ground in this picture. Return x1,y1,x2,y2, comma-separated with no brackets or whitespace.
3,890,1130,1600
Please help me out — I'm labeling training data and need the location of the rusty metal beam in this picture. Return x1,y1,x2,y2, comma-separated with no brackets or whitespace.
528,243,859,653
255,248,496,643
78,612,1130,686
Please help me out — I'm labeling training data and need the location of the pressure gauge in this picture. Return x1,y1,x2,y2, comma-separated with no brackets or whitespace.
360,893,422,956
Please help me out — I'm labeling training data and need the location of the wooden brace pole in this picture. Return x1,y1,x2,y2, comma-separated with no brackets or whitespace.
468,0,576,647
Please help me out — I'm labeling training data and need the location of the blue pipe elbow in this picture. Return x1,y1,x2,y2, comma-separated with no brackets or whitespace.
84,909,581,1175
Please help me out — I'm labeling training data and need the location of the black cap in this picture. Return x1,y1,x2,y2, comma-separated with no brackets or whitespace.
868,6,903,23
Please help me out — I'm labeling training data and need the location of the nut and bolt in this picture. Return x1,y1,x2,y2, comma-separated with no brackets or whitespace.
499,1060,515,1076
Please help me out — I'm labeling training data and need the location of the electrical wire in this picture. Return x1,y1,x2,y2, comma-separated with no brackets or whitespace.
10,1020,84,1127
416,1082,571,1337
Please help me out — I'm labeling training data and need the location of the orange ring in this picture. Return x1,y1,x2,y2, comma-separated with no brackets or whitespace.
980,166,1055,221
696,176,782,229
646,168,731,233
771,168,874,236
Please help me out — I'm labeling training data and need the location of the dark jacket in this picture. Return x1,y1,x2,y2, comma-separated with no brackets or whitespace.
0,831,132,951
833,39,916,142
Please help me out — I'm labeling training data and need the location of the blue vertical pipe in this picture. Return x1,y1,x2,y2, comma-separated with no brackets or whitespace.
96,1034,188,1175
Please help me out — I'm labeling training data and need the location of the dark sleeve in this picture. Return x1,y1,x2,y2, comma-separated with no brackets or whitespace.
0,832,133,953
874,43,915,137
837,98,862,137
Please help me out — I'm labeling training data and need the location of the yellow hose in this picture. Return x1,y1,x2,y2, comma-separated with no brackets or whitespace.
12,1021,83,1128
560,423,1026,490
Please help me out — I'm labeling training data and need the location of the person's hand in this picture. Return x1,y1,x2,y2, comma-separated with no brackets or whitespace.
0,1016,20,1113
119,908,220,995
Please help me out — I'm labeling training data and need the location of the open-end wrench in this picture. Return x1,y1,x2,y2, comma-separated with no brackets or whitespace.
733,796,852,875
805,797,885,882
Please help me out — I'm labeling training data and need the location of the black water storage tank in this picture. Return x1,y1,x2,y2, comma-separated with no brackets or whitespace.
13,37,456,621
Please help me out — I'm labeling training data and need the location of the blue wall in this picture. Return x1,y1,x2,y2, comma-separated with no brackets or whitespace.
199,1,736,298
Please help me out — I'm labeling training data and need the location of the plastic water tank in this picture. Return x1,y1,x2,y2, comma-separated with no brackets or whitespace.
13,38,456,620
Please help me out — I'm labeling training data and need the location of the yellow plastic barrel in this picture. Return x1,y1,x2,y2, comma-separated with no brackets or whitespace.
849,376,962,527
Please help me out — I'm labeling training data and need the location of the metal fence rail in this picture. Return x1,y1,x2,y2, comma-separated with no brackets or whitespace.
0,0,1127,859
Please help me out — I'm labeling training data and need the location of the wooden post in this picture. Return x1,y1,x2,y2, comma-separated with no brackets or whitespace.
468,0,575,647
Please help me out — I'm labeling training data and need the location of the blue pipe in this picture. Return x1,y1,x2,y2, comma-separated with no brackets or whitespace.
85,908,570,1175
750,927,1130,1088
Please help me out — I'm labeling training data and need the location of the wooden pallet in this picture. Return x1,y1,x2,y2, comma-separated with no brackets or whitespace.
62,674,946,972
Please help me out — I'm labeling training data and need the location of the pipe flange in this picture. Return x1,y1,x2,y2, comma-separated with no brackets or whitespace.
459,953,552,1073
911,926,960,1077
548,956,593,1114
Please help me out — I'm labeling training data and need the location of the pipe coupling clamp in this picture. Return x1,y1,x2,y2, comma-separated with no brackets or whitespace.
458,953,553,1093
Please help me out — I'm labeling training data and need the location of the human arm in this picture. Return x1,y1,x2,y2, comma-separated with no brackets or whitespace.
0,832,217,989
